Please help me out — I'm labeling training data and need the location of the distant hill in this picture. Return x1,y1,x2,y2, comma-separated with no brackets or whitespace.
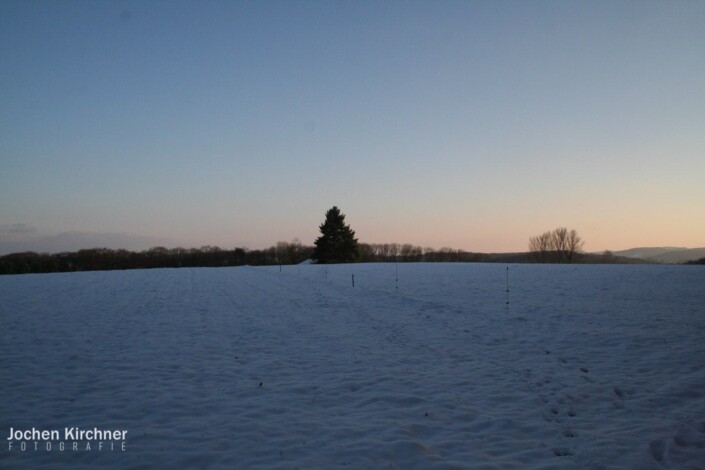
480,252,646,264
612,247,686,259
612,247,705,264
648,248,705,264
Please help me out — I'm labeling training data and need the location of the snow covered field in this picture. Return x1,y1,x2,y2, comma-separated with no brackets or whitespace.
1,263,704,469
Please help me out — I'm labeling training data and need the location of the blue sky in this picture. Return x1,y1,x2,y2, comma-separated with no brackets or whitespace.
1,0,704,254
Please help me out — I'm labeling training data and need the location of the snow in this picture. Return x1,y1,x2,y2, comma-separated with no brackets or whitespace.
1,263,704,468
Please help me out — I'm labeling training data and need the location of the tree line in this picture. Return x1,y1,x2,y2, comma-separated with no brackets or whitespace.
357,244,484,263
0,243,313,275
311,207,589,265
0,207,633,275
310,207,484,264
0,242,492,275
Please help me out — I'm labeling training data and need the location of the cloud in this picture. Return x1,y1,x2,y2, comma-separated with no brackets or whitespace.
0,226,170,255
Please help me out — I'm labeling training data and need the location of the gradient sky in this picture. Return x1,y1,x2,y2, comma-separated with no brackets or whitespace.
1,0,704,254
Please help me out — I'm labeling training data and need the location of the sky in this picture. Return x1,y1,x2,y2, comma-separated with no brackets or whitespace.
1,0,704,254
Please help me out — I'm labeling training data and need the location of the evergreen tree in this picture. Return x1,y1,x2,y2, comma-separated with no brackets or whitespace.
312,206,359,264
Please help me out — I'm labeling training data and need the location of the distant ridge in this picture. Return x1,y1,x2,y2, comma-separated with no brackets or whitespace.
612,247,686,259
468,252,646,264
612,247,705,264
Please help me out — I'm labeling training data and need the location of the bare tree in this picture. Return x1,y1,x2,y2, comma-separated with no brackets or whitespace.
564,229,584,263
529,231,552,262
358,243,375,262
389,243,400,261
601,250,616,264
400,244,414,261
529,227,584,263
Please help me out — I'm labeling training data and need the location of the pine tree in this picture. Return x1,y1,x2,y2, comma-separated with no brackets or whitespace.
312,206,359,264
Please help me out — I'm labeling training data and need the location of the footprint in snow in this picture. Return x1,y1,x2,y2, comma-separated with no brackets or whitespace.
649,439,668,462
553,447,573,457
612,386,626,409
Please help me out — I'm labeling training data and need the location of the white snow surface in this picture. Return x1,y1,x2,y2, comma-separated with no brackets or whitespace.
1,263,705,469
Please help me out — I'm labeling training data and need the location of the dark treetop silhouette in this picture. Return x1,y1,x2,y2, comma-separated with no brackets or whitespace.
312,206,359,264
